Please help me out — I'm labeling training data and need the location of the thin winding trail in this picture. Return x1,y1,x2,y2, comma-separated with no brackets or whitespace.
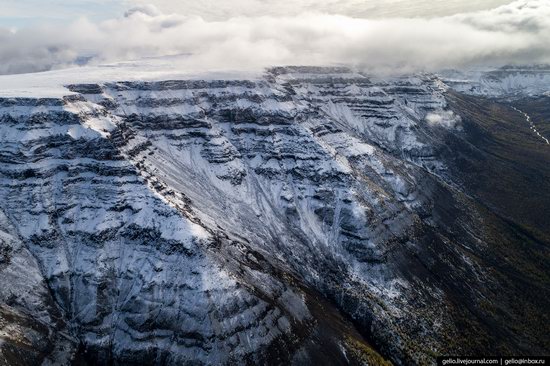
512,106,550,145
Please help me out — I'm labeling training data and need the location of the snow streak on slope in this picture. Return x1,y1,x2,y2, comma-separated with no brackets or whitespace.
511,107,550,145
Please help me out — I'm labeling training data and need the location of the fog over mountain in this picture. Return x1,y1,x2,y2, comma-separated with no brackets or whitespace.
1,0,549,75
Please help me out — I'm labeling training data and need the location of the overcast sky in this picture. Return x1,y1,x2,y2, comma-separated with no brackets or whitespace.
2,0,549,75
2,0,513,26
131,0,514,19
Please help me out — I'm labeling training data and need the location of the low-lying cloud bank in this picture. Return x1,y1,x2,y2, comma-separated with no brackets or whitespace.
0,0,549,75
426,110,462,129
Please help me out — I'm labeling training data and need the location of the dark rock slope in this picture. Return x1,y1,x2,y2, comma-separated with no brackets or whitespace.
0,67,548,365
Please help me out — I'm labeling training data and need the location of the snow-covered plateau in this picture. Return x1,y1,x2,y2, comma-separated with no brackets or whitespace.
0,64,549,365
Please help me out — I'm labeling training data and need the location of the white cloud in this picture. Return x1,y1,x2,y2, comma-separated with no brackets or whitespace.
426,110,462,129
124,4,162,18
0,0,549,75
129,0,513,20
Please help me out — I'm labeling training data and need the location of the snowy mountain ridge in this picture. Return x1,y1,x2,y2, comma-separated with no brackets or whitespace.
0,66,549,365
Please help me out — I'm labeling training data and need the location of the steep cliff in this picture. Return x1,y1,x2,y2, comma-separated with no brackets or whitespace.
0,66,548,365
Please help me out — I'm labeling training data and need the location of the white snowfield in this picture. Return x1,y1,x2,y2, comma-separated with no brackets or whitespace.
0,57,264,98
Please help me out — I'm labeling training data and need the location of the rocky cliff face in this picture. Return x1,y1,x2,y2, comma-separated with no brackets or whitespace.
0,67,549,365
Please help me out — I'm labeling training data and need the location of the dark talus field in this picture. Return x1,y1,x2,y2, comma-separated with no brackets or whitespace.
0,67,548,365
